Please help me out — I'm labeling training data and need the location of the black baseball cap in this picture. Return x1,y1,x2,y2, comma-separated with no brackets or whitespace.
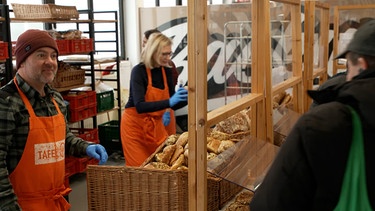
335,19,375,59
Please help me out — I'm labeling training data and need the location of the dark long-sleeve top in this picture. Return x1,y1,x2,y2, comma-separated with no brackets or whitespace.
0,73,90,211
125,63,186,113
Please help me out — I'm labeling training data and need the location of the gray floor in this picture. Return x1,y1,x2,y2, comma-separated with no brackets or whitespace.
68,152,125,211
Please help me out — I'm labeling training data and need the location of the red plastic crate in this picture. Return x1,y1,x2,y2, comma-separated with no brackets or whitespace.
65,156,78,177
76,157,89,173
63,91,97,110
11,41,16,56
69,103,97,122
56,39,71,55
70,38,93,53
87,157,99,166
70,128,99,144
0,42,9,60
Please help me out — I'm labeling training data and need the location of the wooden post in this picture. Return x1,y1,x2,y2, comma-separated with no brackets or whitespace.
303,1,316,111
290,0,304,114
252,0,271,142
187,0,207,211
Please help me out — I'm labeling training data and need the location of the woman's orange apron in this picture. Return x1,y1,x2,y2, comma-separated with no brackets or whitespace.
9,78,71,211
121,67,174,166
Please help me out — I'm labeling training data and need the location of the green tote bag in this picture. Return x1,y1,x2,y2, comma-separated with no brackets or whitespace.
333,106,373,211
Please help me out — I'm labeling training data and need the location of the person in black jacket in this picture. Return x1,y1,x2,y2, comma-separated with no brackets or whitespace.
309,70,347,109
250,19,375,211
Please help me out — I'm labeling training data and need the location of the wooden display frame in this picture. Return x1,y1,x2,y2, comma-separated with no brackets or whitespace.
332,4,375,75
188,0,303,210
303,1,330,111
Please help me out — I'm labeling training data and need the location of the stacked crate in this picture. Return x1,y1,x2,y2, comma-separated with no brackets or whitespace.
63,91,97,122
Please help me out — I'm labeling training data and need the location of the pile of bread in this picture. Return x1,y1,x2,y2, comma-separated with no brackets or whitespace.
272,91,293,109
48,29,83,40
144,109,251,170
225,190,254,211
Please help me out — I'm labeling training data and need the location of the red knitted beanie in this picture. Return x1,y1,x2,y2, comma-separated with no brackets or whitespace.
14,29,59,70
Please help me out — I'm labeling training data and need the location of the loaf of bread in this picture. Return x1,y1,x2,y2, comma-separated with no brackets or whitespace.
171,154,185,169
165,134,178,145
212,109,251,134
160,144,176,164
170,145,184,165
207,138,221,154
144,162,170,170
235,191,254,205
176,132,188,147
218,140,235,154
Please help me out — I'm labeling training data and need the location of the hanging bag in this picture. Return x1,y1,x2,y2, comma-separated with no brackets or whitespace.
333,106,373,211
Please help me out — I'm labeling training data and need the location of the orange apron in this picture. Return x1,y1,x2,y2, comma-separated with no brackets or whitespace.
9,78,71,211
121,67,173,166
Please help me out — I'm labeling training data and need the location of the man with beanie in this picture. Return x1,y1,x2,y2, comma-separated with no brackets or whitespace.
250,20,375,210
0,29,108,211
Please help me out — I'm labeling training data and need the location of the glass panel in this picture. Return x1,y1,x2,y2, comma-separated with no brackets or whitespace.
271,2,293,86
337,8,375,72
139,3,253,116
314,8,322,70
209,3,252,106
207,136,279,192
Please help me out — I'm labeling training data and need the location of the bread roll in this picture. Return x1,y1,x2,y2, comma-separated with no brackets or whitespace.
209,131,231,141
171,154,184,169
207,138,221,154
235,191,254,205
176,132,188,147
161,144,176,164
212,109,251,134
177,165,188,170
207,152,217,161
165,134,178,145
218,140,235,154
273,91,286,105
154,152,164,163
144,163,155,169
226,202,250,211
280,93,292,106
149,162,170,170
170,145,184,165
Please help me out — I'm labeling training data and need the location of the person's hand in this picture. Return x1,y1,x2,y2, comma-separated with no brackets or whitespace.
162,111,171,126
86,144,108,165
169,87,188,107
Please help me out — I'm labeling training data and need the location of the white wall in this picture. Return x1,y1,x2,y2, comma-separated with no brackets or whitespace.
124,1,142,67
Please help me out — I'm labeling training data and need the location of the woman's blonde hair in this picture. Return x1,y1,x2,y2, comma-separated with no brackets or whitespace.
141,33,173,69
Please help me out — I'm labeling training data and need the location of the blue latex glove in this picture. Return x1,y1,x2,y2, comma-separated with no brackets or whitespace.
162,111,171,126
86,144,108,165
169,87,188,107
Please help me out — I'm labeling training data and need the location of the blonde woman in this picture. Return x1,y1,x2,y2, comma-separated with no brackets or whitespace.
121,33,187,166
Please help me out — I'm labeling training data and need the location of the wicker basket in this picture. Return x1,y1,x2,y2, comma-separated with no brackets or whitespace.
50,69,85,88
86,165,220,211
12,3,79,20
140,141,244,209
